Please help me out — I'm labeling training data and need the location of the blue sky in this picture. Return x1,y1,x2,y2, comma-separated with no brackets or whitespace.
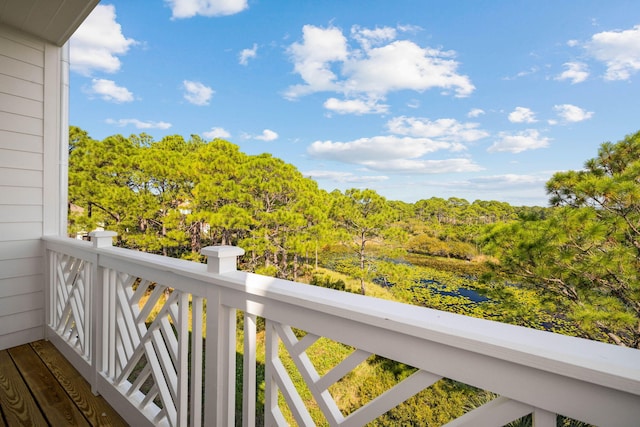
69,0,640,206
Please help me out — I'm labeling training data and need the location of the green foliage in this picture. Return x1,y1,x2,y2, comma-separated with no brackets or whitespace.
68,126,524,283
406,253,488,277
68,128,334,277
484,131,640,347
69,126,639,425
406,233,450,257
309,274,348,291
370,260,582,335
69,126,637,347
329,188,399,294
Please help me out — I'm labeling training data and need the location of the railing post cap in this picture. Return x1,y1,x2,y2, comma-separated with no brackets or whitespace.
88,230,117,238
88,230,117,248
201,246,245,258
201,246,245,274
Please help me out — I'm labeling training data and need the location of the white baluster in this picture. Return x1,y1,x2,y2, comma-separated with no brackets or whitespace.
243,313,257,427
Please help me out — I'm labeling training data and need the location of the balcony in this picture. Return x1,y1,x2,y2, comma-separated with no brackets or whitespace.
0,2,636,425
40,231,640,426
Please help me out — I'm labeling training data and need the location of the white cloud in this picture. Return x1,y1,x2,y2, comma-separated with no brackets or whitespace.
553,104,594,123
584,24,640,80
203,127,231,139
555,62,589,84
397,24,423,34
88,79,133,103
239,43,258,65
70,4,136,76
183,80,214,106
422,173,551,205
254,129,279,141
285,25,349,98
304,170,389,183
285,24,474,110
488,129,550,153
351,25,397,50
106,118,172,129
342,39,474,97
165,0,248,18
508,107,537,123
307,118,488,175
503,67,539,80
387,117,488,144
467,108,485,118
308,136,454,163
324,97,389,115
307,125,485,174
361,158,483,174
473,173,549,187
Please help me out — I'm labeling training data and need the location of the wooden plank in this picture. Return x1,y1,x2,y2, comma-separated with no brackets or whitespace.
0,404,6,426
0,348,48,426
31,340,129,427
8,344,91,426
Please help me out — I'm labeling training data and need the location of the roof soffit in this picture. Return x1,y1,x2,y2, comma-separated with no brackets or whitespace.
0,0,99,46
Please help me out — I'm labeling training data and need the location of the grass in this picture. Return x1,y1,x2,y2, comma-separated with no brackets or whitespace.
310,267,402,300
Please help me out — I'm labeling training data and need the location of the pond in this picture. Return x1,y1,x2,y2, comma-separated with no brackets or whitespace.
374,276,491,304
414,278,490,303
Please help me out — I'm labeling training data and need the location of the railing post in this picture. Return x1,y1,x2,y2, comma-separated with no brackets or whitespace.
88,230,117,395
44,240,55,335
89,230,117,248
201,245,245,274
201,246,245,427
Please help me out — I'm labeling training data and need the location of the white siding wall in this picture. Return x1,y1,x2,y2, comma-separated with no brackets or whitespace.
0,26,62,349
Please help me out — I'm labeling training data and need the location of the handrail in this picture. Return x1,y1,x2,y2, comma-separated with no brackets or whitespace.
43,234,640,427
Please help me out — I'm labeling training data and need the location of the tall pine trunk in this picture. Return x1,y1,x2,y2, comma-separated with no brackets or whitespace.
359,234,366,295
190,221,201,253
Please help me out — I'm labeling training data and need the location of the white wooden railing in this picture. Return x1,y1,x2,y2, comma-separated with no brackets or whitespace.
43,232,640,427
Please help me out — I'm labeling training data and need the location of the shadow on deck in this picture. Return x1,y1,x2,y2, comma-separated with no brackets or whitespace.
0,340,127,426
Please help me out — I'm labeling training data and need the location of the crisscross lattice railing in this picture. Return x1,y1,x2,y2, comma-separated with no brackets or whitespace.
44,232,640,427
49,249,93,361
264,322,442,426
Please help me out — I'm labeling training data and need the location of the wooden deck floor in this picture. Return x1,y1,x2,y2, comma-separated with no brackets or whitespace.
0,340,128,426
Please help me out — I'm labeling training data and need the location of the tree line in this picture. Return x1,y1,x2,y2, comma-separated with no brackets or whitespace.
68,126,521,279
68,126,640,348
